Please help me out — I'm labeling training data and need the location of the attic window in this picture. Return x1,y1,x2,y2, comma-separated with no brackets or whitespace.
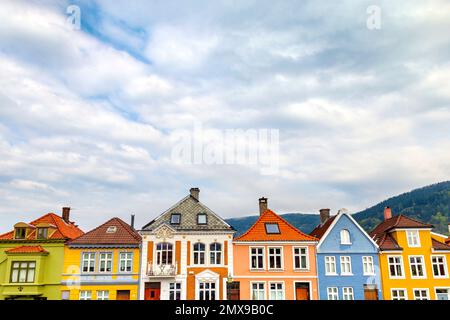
170,213,181,225
197,213,207,225
265,223,280,234
106,226,117,233
14,227,26,240
37,227,48,240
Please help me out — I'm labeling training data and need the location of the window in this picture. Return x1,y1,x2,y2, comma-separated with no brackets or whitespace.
340,256,352,275
265,223,280,234
197,213,207,225
82,253,96,273
406,230,420,247
325,256,336,275
362,256,375,275
250,247,264,270
61,291,70,300
119,252,133,273
432,256,448,278
193,243,205,265
391,289,407,300
269,282,284,300
327,287,339,300
268,247,282,269
251,282,265,300
342,287,354,300
169,283,182,300
79,290,92,300
209,242,222,265
99,253,113,273
340,229,351,244
199,282,216,300
170,213,181,225
106,226,117,233
388,256,404,278
14,227,26,239
10,261,35,283
409,256,426,278
96,290,109,300
293,247,308,270
435,288,450,300
413,289,429,300
37,227,48,239
156,242,173,265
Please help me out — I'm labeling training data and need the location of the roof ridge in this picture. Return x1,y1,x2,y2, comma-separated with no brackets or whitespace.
69,217,117,243
270,210,318,241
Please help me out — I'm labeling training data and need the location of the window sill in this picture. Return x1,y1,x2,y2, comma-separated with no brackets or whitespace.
325,273,338,276
267,269,285,272
340,273,354,276
293,269,310,272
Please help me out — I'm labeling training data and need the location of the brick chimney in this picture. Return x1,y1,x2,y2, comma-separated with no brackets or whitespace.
259,197,268,215
62,207,71,223
384,206,392,221
190,188,200,200
319,208,330,224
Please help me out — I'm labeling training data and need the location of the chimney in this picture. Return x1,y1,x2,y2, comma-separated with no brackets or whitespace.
259,197,268,215
319,208,330,224
130,214,135,230
384,206,392,221
62,207,70,223
190,188,200,200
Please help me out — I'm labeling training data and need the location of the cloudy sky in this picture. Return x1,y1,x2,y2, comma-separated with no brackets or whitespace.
0,0,449,233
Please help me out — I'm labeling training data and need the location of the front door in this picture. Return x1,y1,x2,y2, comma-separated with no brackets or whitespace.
364,285,379,300
145,282,161,300
295,283,310,300
116,290,131,300
227,281,240,300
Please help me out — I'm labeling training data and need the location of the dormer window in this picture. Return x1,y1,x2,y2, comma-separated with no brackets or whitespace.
197,213,207,225
14,227,26,240
340,229,351,244
106,226,117,233
170,213,181,225
37,227,48,239
265,223,280,234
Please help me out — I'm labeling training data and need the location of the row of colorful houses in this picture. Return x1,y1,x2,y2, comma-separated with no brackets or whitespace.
0,188,449,300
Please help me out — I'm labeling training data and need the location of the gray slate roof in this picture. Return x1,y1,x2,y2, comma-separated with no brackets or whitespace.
142,195,234,232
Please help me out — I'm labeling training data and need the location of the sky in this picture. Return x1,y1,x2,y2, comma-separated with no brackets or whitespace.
0,0,449,233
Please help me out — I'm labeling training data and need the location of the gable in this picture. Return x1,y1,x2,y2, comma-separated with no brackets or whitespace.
318,214,378,253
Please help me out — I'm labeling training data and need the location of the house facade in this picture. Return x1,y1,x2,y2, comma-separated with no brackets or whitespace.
370,207,450,300
61,217,141,300
0,208,83,300
139,188,235,300
310,209,382,300
232,198,319,300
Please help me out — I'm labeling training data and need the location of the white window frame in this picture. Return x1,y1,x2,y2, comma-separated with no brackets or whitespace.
406,230,420,247
81,252,96,273
325,256,337,275
268,247,283,270
387,255,405,279
79,290,92,300
169,282,182,300
342,287,354,300
98,252,113,273
193,242,206,265
391,288,407,300
431,255,448,278
268,282,284,300
435,287,450,300
340,256,353,275
96,290,109,300
409,255,427,279
251,282,266,300
340,229,351,245
327,287,339,300
293,247,309,271
249,247,265,270
209,242,222,265
156,242,174,265
362,256,375,275
413,288,430,300
118,252,133,273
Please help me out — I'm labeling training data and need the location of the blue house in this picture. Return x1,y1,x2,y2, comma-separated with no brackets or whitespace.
310,209,382,300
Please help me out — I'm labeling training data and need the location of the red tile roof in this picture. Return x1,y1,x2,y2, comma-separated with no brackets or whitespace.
376,233,402,251
6,245,49,254
432,238,450,251
0,213,84,241
446,237,450,245
68,217,141,246
310,215,337,239
234,209,318,242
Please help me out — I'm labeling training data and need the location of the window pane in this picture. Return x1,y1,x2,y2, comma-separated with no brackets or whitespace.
265,223,280,234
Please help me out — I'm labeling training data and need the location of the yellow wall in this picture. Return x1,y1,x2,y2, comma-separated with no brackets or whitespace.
379,229,450,300
61,246,140,300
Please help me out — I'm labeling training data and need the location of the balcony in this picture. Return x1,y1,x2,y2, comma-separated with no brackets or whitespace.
147,263,177,277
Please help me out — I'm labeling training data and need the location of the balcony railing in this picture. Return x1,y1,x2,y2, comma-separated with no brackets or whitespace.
147,263,177,277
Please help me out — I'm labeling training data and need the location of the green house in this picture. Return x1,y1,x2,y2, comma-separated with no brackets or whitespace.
0,208,83,300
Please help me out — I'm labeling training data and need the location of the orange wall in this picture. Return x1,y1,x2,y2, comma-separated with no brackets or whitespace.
186,267,229,300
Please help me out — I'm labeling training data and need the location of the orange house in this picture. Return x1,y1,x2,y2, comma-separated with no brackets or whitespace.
232,198,319,300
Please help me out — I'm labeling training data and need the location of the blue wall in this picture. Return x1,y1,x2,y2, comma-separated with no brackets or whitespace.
316,214,382,300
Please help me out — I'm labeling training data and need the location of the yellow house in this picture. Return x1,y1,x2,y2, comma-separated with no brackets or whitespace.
370,207,450,300
61,217,141,300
